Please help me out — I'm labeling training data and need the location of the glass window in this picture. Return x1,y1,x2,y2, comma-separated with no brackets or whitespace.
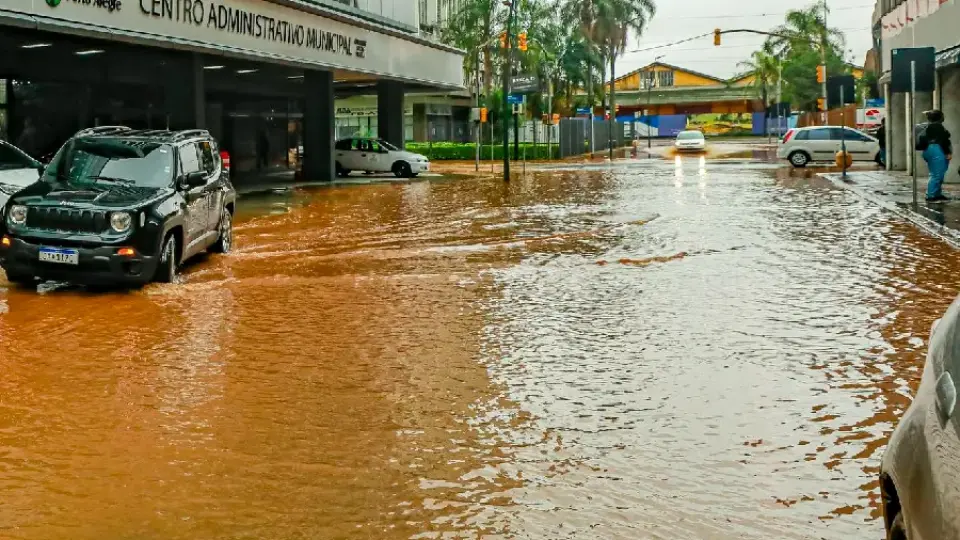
677,131,704,140
45,138,175,188
377,139,399,151
0,141,35,170
806,128,832,140
335,139,352,151
179,144,201,175
198,140,217,175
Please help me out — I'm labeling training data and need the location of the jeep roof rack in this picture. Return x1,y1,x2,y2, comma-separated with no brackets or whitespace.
75,126,132,137
172,129,211,142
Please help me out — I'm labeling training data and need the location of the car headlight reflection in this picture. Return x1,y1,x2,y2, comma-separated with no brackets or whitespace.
110,211,133,233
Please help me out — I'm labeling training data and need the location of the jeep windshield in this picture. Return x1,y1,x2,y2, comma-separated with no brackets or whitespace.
44,138,175,188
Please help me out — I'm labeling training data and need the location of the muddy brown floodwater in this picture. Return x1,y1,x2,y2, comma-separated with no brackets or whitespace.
1,156,958,539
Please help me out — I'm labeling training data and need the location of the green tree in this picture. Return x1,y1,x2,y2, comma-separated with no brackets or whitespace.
567,0,655,154
756,3,848,112
738,45,780,133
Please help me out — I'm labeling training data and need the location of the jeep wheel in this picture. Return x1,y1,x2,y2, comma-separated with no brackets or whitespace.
335,162,350,177
155,234,178,283
789,151,810,168
392,161,412,178
210,207,233,254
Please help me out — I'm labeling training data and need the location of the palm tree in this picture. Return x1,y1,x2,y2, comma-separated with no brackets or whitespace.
767,4,844,59
441,0,501,99
738,45,780,138
569,0,655,157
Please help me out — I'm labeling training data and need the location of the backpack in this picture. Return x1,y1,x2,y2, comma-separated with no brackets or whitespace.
916,124,930,151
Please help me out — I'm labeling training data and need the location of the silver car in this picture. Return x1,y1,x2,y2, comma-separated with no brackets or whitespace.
777,126,881,167
880,294,960,540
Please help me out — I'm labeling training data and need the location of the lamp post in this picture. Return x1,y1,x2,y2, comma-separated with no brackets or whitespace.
500,0,518,182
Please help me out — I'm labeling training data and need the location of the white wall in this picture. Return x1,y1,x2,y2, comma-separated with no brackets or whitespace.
882,0,960,71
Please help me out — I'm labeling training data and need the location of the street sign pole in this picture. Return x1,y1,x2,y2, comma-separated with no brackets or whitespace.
911,60,918,209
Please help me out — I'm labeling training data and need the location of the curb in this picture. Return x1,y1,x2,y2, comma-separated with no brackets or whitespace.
819,173,960,249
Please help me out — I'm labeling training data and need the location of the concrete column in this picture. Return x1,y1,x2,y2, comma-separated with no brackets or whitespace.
377,80,404,149
165,53,205,130
889,88,907,171
412,103,427,142
912,90,934,177
303,70,335,181
941,66,960,181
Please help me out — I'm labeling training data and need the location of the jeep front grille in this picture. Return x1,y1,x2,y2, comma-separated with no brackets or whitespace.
26,207,109,234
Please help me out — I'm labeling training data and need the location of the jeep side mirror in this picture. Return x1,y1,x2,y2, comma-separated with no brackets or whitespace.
182,170,206,188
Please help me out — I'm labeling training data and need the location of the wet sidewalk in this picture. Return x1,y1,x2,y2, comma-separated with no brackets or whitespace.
821,169,960,248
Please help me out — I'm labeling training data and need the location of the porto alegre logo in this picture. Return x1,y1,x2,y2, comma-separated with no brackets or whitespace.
46,0,61,7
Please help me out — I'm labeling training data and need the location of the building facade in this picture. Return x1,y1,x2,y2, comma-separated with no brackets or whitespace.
0,0,464,179
875,0,959,177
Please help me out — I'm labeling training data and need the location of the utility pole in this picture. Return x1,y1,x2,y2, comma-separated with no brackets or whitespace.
500,0,517,181
820,0,828,124
475,50,481,171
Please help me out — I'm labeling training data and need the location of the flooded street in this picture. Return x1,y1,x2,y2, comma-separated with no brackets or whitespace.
1,155,957,539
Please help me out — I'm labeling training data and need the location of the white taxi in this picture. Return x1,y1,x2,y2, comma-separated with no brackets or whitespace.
334,137,429,178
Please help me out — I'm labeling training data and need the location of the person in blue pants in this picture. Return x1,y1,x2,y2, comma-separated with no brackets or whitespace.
918,110,953,202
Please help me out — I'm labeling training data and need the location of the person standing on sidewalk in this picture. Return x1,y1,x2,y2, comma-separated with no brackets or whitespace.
918,109,952,202
876,118,886,167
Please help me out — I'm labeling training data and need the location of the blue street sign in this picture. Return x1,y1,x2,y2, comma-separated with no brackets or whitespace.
575,107,590,115
866,98,886,108
507,94,523,105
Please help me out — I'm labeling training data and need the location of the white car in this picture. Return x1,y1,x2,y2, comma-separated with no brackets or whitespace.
334,137,429,178
777,126,881,168
674,130,706,152
0,140,43,210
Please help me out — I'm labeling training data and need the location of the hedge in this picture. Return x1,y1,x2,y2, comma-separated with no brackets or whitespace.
405,142,562,160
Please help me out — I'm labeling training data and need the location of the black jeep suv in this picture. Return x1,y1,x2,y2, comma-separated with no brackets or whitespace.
0,127,236,286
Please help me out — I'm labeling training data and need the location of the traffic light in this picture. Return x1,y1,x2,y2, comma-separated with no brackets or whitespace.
714,29,721,46
816,65,826,83
480,107,488,123
817,98,826,111
518,32,528,51
499,32,507,49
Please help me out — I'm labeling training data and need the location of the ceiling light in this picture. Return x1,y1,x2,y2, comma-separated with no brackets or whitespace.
21,43,52,49
75,49,105,56
287,75,304,79
203,65,225,70
236,69,257,74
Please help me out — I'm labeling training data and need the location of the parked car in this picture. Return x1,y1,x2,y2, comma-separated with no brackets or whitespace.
674,130,706,152
880,294,960,540
0,140,44,210
334,137,429,178
0,126,236,287
777,126,881,167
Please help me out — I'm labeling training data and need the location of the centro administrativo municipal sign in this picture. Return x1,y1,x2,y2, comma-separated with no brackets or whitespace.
5,0,467,88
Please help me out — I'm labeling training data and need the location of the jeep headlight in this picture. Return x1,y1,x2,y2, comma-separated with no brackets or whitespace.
110,212,132,233
8,205,27,226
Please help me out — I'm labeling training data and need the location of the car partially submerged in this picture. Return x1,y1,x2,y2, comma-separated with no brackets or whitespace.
880,294,960,540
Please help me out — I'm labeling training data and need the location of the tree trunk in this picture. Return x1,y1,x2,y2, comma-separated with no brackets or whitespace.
608,50,616,160
762,84,770,142
482,45,493,99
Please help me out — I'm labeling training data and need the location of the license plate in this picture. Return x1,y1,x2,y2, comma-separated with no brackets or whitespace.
38,247,79,265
